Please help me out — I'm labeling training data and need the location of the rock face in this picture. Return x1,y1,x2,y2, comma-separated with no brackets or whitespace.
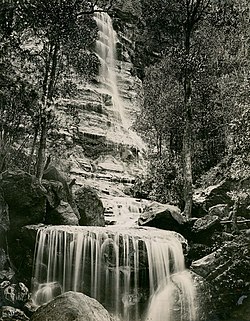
75,187,105,226
30,291,111,321
193,179,233,217
0,170,46,229
191,214,222,244
138,201,186,234
191,232,250,320
0,281,29,308
46,201,79,226
6,225,42,286
0,306,29,321
44,9,145,197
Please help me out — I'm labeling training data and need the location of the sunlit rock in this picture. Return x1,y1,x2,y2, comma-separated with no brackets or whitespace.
30,291,111,321
138,201,186,234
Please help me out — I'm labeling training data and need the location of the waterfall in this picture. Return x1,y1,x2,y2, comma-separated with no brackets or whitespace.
94,12,129,129
94,12,146,151
32,226,197,321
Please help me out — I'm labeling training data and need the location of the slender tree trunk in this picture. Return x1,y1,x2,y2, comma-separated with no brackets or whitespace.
183,106,193,217
36,43,59,182
183,26,193,218
36,117,47,182
28,128,38,173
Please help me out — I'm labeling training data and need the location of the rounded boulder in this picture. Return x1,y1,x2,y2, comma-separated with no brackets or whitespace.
30,291,111,321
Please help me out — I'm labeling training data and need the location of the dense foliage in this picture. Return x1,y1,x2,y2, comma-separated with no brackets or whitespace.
1,0,250,211
134,0,250,211
0,0,112,178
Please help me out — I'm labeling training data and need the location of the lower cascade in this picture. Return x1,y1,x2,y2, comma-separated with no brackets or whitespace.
32,226,197,321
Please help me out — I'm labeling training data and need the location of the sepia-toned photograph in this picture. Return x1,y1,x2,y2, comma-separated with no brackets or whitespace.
0,1,249,320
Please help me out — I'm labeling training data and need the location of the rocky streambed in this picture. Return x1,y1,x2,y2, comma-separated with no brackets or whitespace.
0,168,250,321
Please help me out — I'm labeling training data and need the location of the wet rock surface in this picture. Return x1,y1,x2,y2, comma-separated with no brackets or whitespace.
30,291,111,321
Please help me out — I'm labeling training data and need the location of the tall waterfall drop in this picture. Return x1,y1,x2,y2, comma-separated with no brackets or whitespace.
94,12,129,128
94,11,145,150
31,10,198,321
32,226,197,321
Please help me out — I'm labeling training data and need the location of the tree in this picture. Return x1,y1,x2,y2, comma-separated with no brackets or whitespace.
136,0,250,216
13,0,113,181
136,0,212,217
0,69,39,171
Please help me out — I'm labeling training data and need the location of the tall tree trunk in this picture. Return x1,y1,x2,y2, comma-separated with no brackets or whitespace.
183,104,193,217
36,43,59,182
28,127,38,173
183,25,193,218
36,117,47,182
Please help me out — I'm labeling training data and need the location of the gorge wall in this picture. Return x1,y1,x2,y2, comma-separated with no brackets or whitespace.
49,9,144,201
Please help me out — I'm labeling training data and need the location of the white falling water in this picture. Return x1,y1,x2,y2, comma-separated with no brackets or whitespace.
32,226,197,321
94,12,129,129
94,12,146,151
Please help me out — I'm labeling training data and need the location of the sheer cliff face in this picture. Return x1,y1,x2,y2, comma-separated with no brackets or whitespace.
49,11,145,195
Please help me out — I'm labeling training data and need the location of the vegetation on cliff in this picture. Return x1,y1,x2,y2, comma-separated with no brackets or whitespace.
133,0,250,215
1,0,250,217
0,0,108,179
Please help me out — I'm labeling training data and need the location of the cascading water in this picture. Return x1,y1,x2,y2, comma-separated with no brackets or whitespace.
31,12,197,321
94,12,129,128
32,225,197,321
94,12,145,151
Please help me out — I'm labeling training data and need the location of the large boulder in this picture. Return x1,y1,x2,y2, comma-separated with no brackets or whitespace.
45,201,79,226
75,187,105,226
191,214,222,244
42,180,66,209
0,170,47,229
208,204,230,218
30,291,111,321
138,202,186,234
193,179,233,217
42,166,79,218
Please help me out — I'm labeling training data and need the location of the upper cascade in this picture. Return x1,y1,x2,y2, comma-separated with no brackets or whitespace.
32,225,197,321
94,12,129,129
94,11,146,151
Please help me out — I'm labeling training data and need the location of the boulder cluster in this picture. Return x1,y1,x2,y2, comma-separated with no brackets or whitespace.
0,168,106,321
0,167,250,321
